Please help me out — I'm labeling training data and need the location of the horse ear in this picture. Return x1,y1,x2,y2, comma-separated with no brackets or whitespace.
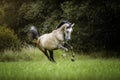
71,23,75,27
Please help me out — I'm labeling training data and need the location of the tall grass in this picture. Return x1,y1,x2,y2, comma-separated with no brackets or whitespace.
0,46,45,61
0,46,77,62
0,47,120,80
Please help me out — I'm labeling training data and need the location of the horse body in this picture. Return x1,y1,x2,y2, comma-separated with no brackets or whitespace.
38,34,59,50
30,22,74,62
38,29,64,50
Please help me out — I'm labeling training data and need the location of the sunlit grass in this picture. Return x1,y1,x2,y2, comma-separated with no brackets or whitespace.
0,47,120,80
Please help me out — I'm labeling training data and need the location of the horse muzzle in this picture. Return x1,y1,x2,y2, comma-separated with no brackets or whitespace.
65,38,71,41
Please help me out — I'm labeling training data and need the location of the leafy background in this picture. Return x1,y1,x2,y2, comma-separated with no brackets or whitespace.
0,0,120,55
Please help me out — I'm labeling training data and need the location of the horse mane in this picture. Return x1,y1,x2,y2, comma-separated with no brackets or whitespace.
56,20,69,29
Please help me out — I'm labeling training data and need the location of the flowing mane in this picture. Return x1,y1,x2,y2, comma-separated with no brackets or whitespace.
56,20,69,29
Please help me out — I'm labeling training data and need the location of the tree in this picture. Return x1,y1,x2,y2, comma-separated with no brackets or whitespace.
0,0,120,53
61,0,120,52
0,25,20,51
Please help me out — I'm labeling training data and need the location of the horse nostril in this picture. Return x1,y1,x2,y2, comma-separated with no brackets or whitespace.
66,38,70,41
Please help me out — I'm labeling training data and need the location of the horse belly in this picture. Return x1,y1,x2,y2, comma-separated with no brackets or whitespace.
40,37,58,50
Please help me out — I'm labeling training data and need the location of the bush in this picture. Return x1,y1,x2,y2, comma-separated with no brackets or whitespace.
0,25,21,51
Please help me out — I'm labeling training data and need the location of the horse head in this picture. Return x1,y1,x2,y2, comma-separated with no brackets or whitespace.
61,22,74,41
65,23,74,41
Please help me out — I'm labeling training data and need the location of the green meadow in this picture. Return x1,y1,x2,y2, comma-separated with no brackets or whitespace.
0,47,120,80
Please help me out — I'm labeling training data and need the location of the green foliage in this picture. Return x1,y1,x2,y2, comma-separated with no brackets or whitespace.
0,0,120,53
61,0,120,52
0,26,21,51
0,7,5,25
18,1,44,20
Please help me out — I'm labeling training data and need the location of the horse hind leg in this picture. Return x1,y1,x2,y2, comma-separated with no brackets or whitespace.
43,49,52,61
49,50,56,62
39,48,51,61
37,44,51,61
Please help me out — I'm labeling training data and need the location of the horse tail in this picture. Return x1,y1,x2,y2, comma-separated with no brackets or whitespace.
30,26,39,40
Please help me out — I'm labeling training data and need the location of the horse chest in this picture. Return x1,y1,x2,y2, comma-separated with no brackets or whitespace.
56,34,64,41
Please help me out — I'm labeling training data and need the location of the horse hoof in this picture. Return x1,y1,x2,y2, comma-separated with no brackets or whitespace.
65,48,68,52
61,53,66,57
71,58,75,62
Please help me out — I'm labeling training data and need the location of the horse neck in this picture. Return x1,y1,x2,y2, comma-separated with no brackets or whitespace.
53,28,65,41
59,24,66,31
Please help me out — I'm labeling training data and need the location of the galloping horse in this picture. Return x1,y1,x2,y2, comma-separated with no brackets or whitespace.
30,21,75,62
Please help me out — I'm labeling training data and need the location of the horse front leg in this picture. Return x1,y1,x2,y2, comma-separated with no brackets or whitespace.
61,42,75,61
58,44,68,58
64,42,75,61
58,44,68,51
58,43,75,61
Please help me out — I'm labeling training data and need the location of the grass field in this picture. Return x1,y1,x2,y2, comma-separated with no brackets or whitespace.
0,47,120,80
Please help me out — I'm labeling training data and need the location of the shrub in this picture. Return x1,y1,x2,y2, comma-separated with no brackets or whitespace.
0,25,21,51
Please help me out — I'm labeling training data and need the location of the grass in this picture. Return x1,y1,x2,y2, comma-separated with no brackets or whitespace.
0,47,120,80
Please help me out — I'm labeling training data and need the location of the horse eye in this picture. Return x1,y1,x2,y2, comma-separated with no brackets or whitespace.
66,31,69,33
67,26,70,29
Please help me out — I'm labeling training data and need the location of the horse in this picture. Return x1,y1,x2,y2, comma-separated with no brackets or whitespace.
30,21,75,62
